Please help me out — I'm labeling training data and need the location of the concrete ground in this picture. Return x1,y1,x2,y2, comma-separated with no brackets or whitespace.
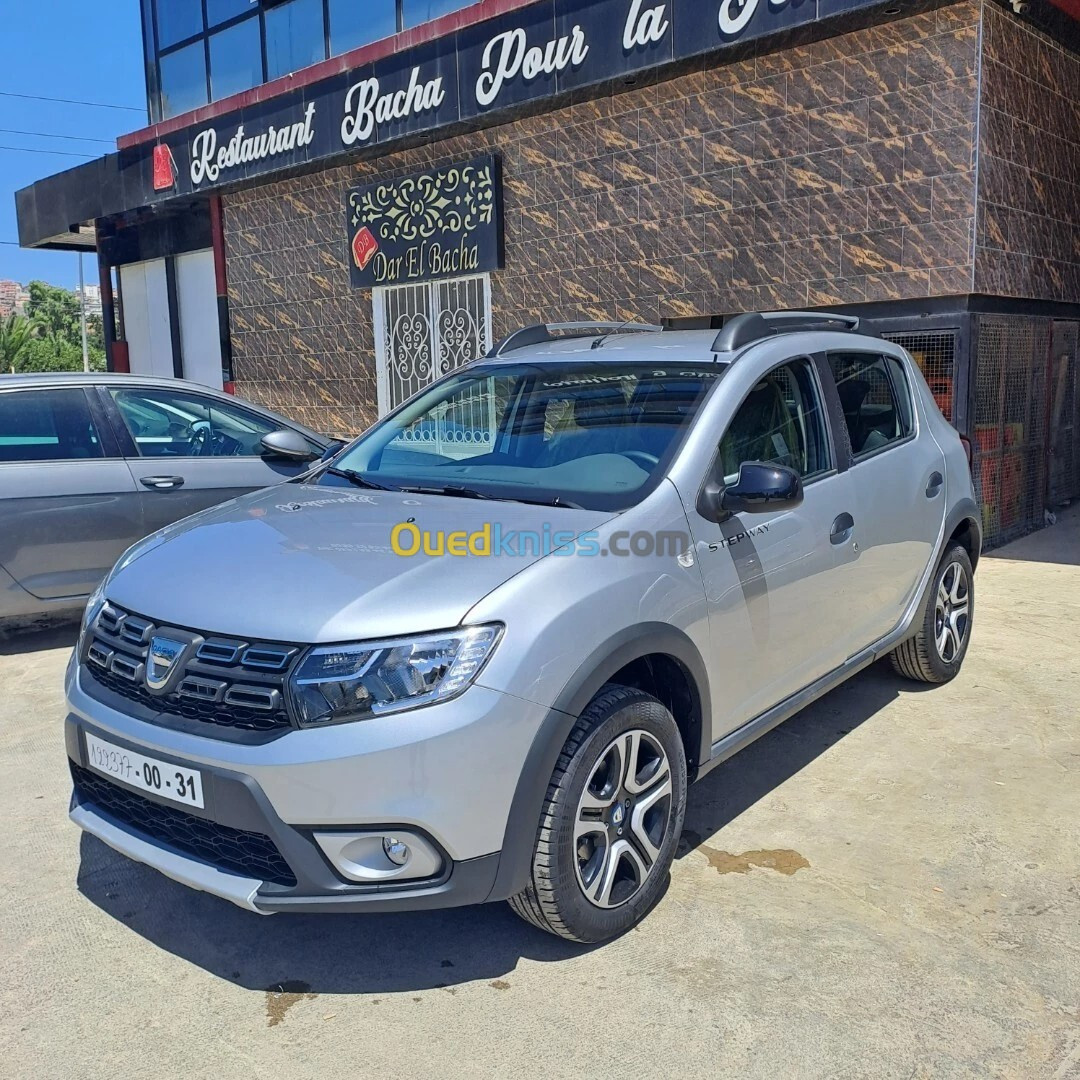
1,514,1078,1080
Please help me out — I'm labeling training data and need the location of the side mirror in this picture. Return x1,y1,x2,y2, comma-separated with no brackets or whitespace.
261,429,318,462
698,461,803,522
319,439,345,462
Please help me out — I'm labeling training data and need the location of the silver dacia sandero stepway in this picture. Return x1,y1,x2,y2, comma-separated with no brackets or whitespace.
66,312,980,943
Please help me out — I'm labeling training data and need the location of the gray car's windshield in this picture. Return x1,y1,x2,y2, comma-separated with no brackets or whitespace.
318,361,723,510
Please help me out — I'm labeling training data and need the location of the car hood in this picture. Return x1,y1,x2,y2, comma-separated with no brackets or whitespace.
106,483,613,643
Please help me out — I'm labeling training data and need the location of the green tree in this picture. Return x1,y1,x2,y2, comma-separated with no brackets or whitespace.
27,280,81,340
20,280,107,372
0,313,42,372
15,332,105,373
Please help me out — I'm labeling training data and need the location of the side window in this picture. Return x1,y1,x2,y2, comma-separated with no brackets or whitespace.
110,388,287,458
719,359,832,482
0,389,103,463
828,352,914,458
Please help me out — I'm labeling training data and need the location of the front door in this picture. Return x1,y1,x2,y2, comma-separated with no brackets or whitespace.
826,349,946,649
102,385,317,534
687,357,859,737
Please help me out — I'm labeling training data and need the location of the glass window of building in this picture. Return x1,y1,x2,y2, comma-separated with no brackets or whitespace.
265,0,327,81
159,41,208,119
402,0,469,28
209,17,263,101
329,0,398,55
206,0,257,28
155,0,203,48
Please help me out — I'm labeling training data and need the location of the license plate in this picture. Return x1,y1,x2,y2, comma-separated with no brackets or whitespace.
84,732,204,809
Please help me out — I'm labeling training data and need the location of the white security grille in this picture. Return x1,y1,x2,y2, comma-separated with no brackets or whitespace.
374,274,491,416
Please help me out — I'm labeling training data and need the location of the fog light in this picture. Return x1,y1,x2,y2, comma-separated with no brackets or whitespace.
383,836,409,866
313,830,442,883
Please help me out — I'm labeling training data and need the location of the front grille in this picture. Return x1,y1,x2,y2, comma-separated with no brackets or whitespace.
84,603,296,734
72,764,297,887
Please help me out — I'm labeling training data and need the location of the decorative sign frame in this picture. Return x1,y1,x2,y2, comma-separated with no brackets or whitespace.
345,155,503,289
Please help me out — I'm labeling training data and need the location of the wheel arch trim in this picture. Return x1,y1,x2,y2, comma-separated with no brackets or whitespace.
487,623,710,902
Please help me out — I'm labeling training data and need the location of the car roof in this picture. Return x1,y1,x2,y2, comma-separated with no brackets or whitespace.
0,372,214,390
489,328,732,363
480,324,891,365
0,372,331,443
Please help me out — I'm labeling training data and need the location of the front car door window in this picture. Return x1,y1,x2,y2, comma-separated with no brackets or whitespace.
719,360,832,483
109,387,299,458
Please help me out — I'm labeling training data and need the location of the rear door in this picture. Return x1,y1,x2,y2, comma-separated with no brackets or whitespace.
101,384,320,533
0,386,143,602
825,349,946,648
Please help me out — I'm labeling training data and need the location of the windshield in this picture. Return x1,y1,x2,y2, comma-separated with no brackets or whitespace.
317,361,723,510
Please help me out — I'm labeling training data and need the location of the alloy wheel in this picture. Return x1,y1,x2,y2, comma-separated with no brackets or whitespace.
934,561,970,663
573,729,673,909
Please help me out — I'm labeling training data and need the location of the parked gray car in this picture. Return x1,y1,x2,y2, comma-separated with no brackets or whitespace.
0,374,331,622
64,313,980,943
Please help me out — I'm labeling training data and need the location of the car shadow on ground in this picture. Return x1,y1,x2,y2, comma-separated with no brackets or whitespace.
76,659,923,995
0,617,80,655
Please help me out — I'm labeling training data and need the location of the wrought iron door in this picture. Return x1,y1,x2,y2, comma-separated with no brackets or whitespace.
374,274,491,416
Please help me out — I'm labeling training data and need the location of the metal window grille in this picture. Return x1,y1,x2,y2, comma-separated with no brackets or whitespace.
374,274,492,416
881,331,956,422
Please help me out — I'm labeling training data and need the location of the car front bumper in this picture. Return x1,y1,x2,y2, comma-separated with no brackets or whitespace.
65,662,549,914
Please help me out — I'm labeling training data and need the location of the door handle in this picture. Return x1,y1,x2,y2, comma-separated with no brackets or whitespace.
830,512,855,545
140,475,185,490
925,472,944,498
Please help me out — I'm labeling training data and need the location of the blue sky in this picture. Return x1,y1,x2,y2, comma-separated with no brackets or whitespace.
0,2,145,289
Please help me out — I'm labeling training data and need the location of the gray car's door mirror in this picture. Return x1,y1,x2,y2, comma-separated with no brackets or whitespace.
698,461,803,521
261,429,318,461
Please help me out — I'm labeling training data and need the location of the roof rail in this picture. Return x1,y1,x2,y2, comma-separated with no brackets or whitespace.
712,310,861,353
488,321,664,357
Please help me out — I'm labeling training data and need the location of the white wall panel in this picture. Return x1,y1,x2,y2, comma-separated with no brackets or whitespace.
175,249,222,390
118,259,171,378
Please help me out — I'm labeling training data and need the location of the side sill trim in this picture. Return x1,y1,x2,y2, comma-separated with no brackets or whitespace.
699,646,879,777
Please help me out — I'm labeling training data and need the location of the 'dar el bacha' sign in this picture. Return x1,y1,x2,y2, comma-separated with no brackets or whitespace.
345,156,502,289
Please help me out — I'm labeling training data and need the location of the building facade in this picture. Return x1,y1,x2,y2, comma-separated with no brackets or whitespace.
15,0,1080,547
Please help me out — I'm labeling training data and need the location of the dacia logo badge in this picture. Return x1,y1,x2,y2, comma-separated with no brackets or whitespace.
146,636,186,692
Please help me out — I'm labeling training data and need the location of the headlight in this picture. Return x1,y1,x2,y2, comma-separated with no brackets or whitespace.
79,579,107,649
288,624,502,727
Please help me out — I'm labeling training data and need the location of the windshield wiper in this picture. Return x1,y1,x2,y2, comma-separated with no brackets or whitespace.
505,494,585,510
325,466,398,492
399,484,494,500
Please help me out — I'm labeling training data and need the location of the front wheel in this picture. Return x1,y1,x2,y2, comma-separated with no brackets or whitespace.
509,685,687,943
890,542,974,684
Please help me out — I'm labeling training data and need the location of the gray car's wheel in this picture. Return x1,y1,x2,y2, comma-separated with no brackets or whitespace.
509,685,687,943
890,542,974,684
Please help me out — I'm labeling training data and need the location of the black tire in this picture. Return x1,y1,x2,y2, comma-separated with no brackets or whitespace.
509,684,687,943
890,542,975,684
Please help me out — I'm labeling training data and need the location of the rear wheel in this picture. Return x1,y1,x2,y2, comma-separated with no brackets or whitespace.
890,543,974,684
509,685,687,943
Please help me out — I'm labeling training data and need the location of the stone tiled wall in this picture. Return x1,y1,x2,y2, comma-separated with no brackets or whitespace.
975,4,1080,302
224,3,983,433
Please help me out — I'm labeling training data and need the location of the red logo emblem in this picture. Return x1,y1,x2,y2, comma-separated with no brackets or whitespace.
152,144,175,191
351,226,378,271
